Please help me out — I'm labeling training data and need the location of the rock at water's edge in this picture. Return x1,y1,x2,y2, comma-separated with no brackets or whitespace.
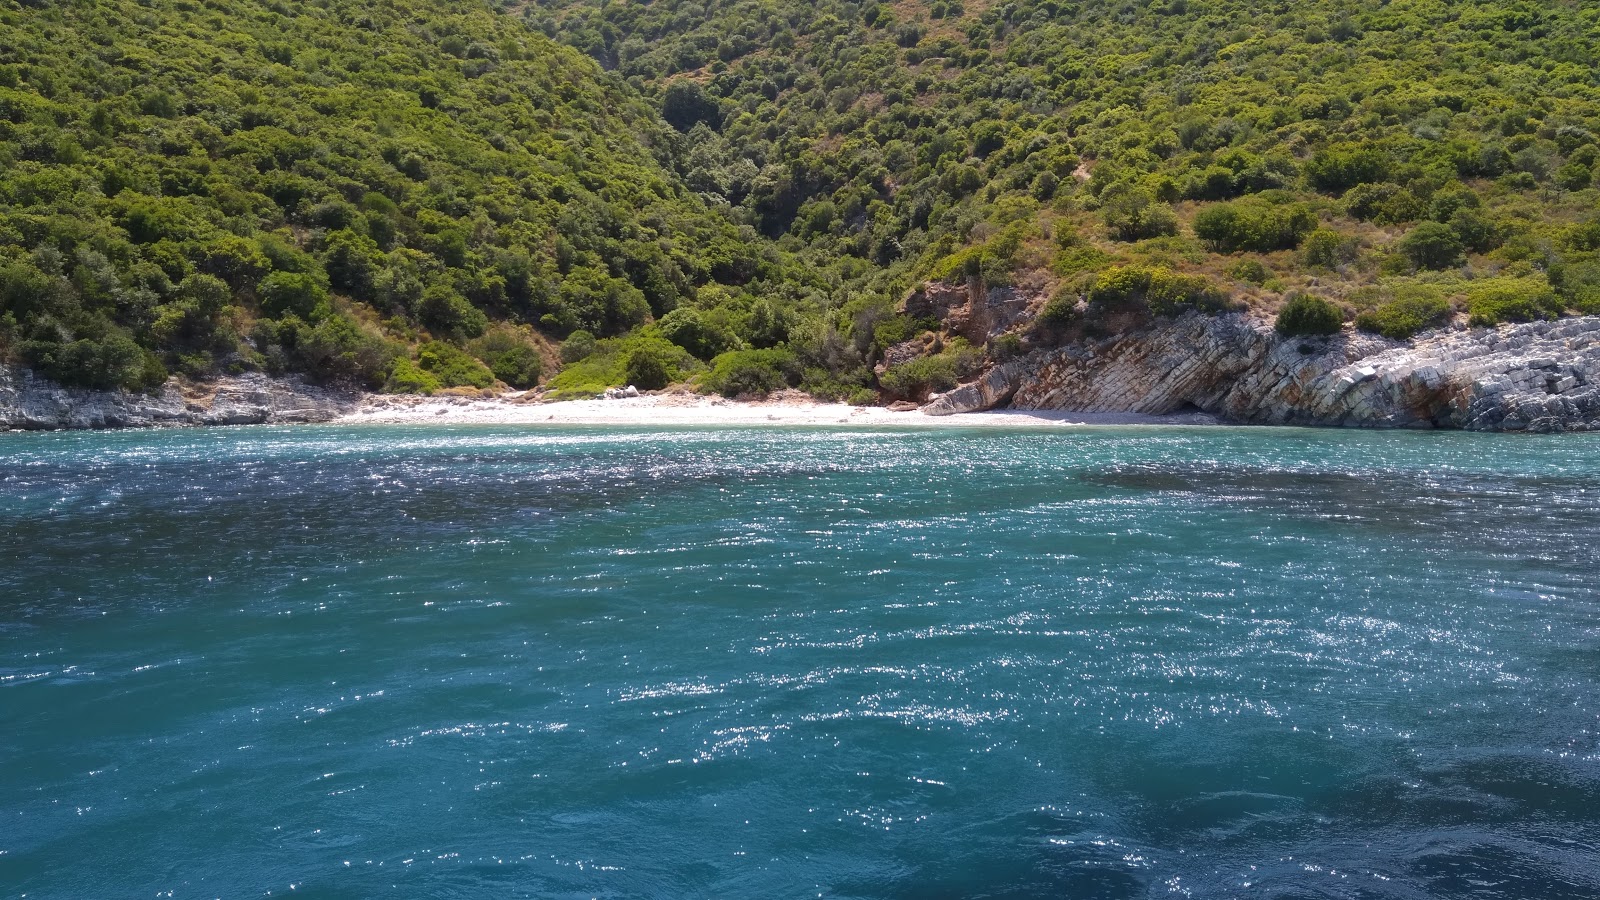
923,314,1600,432
0,367,360,431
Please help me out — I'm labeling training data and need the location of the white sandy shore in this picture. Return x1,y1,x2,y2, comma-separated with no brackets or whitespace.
335,390,1224,429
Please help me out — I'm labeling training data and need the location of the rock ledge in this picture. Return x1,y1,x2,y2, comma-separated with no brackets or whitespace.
0,367,359,430
924,314,1600,432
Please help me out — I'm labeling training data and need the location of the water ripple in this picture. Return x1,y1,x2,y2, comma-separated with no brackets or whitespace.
2,424,1599,897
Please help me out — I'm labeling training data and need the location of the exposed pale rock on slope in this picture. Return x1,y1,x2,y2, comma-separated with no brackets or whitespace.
905,281,1035,344
0,367,357,430
924,314,1600,432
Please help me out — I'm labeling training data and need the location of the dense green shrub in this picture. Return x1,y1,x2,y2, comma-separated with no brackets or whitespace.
990,333,1024,360
879,354,958,399
1301,229,1358,270
385,358,443,394
1145,271,1229,316
925,224,1031,285
1193,201,1316,253
1226,259,1270,285
319,231,384,300
658,307,744,360
1465,278,1562,327
1354,286,1453,339
1555,162,1593,192
1275,294,1344,337
559,330,598,363
257,272,330,320
1343,183,1422,224
1398,223,1466,271
416,341,495,389
878,339,982,399
1052,242,1112,277
417,285,489,341
1448,208,1506,254
1551,260,1600,314
468,327,543,388
1086,266,1230,317
1100,187,1178,242
870,314,925,352
1305,146,1390,193
20,328,166,391
623,341,680,390
661,80,721,131
280,314,401,388
545,332,699,396
1038,284,1081,325
702,348,801,397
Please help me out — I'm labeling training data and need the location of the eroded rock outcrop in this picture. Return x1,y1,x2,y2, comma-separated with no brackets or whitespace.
0,366,360,430
923,314,1600,432
905,280,1036,343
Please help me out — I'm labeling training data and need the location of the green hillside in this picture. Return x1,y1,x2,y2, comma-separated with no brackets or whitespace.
4,0,1600,399
0,0,805,392
531,0,1600,352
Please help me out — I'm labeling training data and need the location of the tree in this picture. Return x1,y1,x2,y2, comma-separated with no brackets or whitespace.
258,272,329,319
658,307,742,360
661,80,720,132
320,230,384,300
623,342,677,389
417,283,489,340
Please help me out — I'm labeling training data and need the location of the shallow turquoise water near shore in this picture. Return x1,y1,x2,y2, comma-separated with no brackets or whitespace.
3,424,1599,898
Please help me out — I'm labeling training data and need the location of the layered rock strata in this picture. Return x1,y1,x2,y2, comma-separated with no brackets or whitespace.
924,314,1600,432
0,367,358,430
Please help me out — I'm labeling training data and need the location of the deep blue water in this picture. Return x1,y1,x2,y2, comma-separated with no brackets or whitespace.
2,424,1599,899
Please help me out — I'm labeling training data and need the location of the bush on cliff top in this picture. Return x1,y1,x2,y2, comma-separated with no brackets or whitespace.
1465,278,1563,327
1087,266,1232,318
1275,294,1345,337
1354,286,1453,340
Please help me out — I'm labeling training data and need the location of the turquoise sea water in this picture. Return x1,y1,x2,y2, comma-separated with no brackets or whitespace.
2,424,1599,899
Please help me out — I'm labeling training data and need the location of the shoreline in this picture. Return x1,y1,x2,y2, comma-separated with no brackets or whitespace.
334,391,1227,429
7,314,1598,433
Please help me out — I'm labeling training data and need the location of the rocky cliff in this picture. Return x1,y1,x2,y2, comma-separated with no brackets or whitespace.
0,366,359,430
923,314,1600,432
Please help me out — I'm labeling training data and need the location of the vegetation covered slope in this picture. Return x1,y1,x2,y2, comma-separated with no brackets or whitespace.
0,0,798,392
5,0,1600,400
530,0,1600,377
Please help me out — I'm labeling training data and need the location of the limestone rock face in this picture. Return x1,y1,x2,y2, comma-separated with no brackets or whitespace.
923,359,1032,416
0,367,359,430
904,280,1035,344
923,314,1600,432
